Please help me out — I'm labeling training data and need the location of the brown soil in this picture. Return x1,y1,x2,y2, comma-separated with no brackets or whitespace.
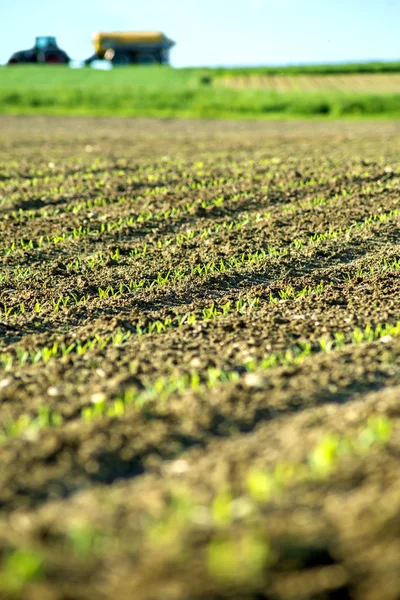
216,73,400,93
0,116,399,600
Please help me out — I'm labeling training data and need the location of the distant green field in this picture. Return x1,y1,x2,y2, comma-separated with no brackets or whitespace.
208,60,400,76
1,65,400,119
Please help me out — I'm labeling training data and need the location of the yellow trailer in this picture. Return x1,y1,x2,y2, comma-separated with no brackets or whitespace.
88,31,175,65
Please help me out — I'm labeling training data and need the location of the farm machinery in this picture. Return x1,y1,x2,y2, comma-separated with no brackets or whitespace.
85,31,175,65
7,36,70,65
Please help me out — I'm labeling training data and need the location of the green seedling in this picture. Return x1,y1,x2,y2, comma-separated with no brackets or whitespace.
207,534,271,585
0,548,44,592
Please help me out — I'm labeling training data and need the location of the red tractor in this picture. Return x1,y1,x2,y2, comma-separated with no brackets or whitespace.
7,37,70,65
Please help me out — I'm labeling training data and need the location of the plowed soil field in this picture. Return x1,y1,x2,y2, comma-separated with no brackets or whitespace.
216,73,400,93
0,116,400,600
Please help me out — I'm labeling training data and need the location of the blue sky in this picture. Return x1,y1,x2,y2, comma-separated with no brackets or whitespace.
1,0,399,67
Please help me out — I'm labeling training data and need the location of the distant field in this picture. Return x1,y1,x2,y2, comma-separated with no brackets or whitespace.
1,65,400,118
216,73,400,93
211,60,400,76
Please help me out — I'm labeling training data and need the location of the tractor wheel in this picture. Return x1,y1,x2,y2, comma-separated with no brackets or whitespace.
45,53,63,64
38,51,63,64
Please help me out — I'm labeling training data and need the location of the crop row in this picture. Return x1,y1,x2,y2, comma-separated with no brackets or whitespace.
1,242,399,326
1,318,398,443
3,167,398,257
0,297,262,368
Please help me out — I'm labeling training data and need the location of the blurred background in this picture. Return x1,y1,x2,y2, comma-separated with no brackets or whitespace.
1,0,399,67
1,0,400,119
